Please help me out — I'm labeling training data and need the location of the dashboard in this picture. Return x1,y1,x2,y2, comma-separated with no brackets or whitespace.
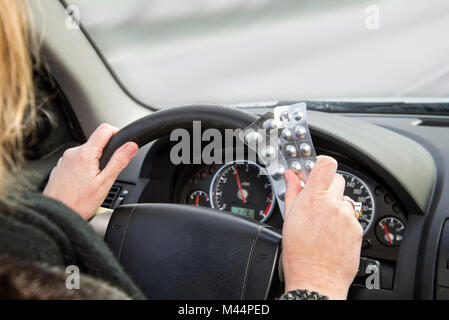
31,98,449,299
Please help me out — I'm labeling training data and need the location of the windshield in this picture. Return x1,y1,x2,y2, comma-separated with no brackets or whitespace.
67,0,449,109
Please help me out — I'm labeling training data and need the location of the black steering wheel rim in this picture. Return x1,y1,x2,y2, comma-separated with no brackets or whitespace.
99,104,258,170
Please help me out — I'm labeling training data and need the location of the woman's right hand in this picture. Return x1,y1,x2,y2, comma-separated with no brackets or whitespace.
282,156,363,300
43,124,138,221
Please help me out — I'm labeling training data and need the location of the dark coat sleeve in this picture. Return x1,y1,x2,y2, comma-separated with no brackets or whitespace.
0,193,145,299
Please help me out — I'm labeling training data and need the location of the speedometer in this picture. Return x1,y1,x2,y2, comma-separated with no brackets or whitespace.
210,160,275,223
338,171,375,234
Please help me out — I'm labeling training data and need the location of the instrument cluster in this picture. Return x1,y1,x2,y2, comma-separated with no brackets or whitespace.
178,160,276,223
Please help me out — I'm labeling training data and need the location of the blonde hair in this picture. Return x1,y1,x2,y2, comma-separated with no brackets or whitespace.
0,0,37,203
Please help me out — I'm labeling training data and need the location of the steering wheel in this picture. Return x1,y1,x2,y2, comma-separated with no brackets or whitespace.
98,105,282,300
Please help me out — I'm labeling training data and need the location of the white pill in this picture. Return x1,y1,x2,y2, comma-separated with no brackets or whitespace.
263,119,277,130
305,160,315,171
281,128,292,141
294,111,303,121
272,165,286,180
290,161,302,172
245,131,262,146
299,143,312,157
285,145,297,158
294,125,306,139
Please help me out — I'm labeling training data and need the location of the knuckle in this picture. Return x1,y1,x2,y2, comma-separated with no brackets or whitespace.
98,123,115,135
94,146,103,158
354,221,364,239
48,167,56,178
80,147,91,161
99,123,111,131
83,144,101,159
358,224,364,237
62,147,76,159
62,150,70,158
91,123,112,138
348,214,364,237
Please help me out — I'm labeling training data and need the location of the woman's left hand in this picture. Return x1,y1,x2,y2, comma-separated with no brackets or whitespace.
43,123,138,220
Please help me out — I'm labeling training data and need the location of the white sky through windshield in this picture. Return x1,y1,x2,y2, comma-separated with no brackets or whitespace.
69,0,449,107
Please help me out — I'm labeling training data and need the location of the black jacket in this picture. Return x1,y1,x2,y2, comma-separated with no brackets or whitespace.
0,193,144,299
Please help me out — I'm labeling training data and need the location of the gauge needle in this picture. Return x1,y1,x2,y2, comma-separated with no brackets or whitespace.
359,210,363,218
195,194,199,206
234,166,246,204
382,223,393,245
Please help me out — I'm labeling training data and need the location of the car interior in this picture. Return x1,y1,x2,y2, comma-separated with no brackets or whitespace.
24,0,449,300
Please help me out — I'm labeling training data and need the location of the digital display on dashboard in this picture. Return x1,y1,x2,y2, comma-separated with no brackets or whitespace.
231,206,255,219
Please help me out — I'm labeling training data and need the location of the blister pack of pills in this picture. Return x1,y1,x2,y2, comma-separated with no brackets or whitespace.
240,102,317,217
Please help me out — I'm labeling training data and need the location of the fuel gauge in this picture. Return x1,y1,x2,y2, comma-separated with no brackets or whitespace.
375,217,405,247
186,190,211,208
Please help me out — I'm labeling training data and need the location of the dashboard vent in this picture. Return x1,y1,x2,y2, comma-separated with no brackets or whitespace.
102,185,121,209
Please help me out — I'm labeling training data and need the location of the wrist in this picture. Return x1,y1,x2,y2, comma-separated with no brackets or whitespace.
283,262,349,300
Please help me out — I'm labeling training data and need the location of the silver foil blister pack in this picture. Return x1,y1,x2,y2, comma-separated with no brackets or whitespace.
240,102,317,217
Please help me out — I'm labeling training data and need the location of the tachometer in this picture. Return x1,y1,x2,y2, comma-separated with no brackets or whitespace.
210,160,275,223
338,170,375,234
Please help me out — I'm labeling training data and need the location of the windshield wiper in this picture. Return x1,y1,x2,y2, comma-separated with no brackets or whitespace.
304,101,449,115
236,100,449,115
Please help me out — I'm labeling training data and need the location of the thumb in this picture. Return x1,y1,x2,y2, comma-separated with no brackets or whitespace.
284,169,303,218
99,142,138,183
